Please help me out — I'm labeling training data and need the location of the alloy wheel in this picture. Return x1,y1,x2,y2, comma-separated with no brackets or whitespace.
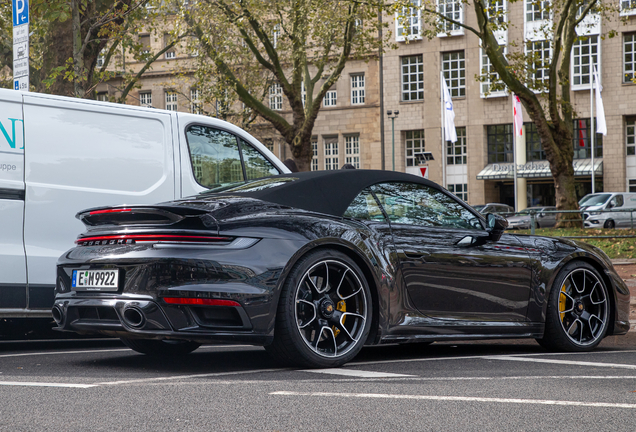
557,268,608,346
294,259,368,358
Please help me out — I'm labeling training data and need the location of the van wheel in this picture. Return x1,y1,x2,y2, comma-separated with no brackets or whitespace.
604,220,615,229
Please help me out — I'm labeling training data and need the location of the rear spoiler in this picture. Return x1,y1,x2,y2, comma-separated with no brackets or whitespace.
77,205,210,227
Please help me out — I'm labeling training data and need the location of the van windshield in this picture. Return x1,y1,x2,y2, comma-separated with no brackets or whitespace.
580,194,611,206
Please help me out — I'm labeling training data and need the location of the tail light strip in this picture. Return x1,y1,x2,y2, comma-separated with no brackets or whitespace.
163,297,241,307
76,234,232,245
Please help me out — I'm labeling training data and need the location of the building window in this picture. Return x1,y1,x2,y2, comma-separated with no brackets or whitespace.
96,93,108,102
526,0,550,21
269,83,283,110
572,35,599,88
630,179,636,192
442,51,466,97
448,183,468,201
573,118,603,159
489,0,506,24
96,49,106,68
621,0,636,15
164,34,176,59
166,92,178,111
351,75,365,105
624,33,636,83
311,138,319,171
140,92,152,107
438,0,462,34
487,124,513,163
480,46,506,96
323,90,337,107
345,135,360,168
447,127,466,165
263,138,274,153
526,40,551,90
140,34,151,54
405,130,425,167
324,137,339,170
627,118,636,156
525,123,546,161
395,0,421,42
401,55,424,101
190,89,202,114
301,81,306,107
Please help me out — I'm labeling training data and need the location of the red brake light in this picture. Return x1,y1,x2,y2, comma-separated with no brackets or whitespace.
89,208,132,215
163,297,240,307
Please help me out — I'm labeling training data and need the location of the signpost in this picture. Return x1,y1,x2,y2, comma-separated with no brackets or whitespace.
12,0,29,91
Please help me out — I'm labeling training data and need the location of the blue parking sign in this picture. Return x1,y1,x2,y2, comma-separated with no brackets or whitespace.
12,0,29,27
14,80,19,90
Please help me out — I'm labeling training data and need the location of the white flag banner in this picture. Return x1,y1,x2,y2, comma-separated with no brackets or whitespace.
513,94,523,136
593,66,607,136
442,77,457,143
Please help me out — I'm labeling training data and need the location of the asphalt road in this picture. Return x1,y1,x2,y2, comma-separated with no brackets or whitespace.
1,335,636,432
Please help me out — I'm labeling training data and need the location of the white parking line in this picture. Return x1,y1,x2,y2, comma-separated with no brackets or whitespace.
0,344,251,359
95,367,288,386
0,381,97,388
0,349,130,359
302,369,414,378
270,391,636,409
483,356,636,370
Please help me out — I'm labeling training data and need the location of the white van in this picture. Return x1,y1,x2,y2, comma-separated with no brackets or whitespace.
580,192,636,228
0,89,289,318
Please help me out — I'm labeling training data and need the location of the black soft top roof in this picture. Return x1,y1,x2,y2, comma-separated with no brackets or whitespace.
202,169,441,217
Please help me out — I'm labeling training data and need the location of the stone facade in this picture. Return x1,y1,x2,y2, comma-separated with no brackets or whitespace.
98,4,636,207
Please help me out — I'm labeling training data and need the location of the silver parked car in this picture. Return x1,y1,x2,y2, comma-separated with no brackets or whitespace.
506,206,557,229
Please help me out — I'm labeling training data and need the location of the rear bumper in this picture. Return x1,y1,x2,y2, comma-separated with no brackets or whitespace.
52,296,273,345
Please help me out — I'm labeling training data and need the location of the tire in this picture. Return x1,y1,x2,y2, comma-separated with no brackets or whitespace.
604,219,615,229
121,338,201,356
536,261,610,351
266,249,372,368
535,223,540,229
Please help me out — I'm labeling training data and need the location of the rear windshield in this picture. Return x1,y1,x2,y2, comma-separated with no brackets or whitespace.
580,194,611,206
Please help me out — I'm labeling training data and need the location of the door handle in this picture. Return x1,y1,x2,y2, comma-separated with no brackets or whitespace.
403,250,429,259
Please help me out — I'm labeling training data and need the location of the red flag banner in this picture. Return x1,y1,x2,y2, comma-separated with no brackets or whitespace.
578,119,587,147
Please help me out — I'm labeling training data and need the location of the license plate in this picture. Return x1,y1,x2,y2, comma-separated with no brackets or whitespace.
72,269,119,291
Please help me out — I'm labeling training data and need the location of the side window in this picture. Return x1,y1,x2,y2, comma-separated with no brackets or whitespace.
615,195,625,208
186,125,244,188
239,139,280,180
371,182,483,230
343,188,386,221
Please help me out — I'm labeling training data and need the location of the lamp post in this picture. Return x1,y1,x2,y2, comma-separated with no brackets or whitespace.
387,110,399,171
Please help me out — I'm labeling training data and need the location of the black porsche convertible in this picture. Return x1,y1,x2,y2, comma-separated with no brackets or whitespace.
52,170,630,367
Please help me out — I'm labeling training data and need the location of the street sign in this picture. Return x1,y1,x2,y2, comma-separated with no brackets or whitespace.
12,0,29,91
12,0,29,26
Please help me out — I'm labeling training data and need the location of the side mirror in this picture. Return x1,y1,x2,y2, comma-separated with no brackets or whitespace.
539,212,545,218
608,202,615,209
487,213,508,242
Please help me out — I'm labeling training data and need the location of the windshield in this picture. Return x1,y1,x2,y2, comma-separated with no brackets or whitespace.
473,205,485,212
579,194,611,207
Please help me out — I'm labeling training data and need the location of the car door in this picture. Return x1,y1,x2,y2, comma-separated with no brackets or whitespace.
371,182,533,322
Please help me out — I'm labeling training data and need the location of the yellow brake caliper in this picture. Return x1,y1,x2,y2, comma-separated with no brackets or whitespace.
332,300,346,337
559,284,567,322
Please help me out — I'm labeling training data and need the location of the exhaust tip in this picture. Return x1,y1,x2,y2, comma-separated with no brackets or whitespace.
51,305,64,325
122,307,146,328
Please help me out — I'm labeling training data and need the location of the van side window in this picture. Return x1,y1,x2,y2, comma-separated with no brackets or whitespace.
614,195,624,208
239,139,280,180
186,126,244,188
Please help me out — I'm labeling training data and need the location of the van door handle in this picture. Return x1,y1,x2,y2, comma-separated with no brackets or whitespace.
402,250,429,259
